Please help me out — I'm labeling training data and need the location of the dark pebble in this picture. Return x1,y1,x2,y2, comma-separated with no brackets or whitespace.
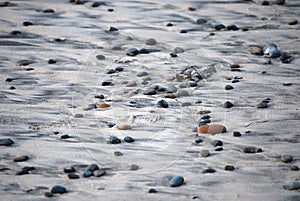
48,59,57,64
83,170,94,178
95,94,105,99
108,8,114,12
195,136,203,144
257,101,268,108
64,166,75,173
11,30,22,35
23,21,34,26
94,169,106,177
106,135,121,144
115,66,124,72
16,169,29,175
6,78,14,82
129,164,139,171
0,138,14,146
92,2,105,7
210,140,223,147
166,23,173,27
226,24,239,31
283,182,300,191
224,101,233,108
224,165,235,171
43,8,55,13
96,54,105,60
214,24,225,30
74,113,84,118
242,146,260,154
201,114,211,119
202,168,216,173
106,69,116,74
148,188,157,193
157,99,169,108
170,52,177,57
180,30,187,33
124,136,135,143
10,86,16,90
102,81,112,86
68,173,80,179
44,192,54,197
107,122,116,128
281,155,293,163
188,81,197,87
215,147,223,151
275,0,285,5
196,18,207,24
108,26,118,32
86,164,99,172
233,131,242,137
291,165,299,171
22,166,35,171
18,59,35,66
198,119,211,126
139,48,150,54
200,150,210,157
169,176,184,187
225,85,234,90
114,151,123,156
232,79,239,83
61,135,70,139
126,48,139,56
261,1,269,6
13,155,29,162
51,185,67,194
143,88,156,95
288,20,298,25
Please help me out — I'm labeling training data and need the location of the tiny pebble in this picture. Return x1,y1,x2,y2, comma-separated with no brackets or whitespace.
23,21,33,26
195,136,203,144
48,59,57,64
95,94,104,99
129,164,139,171
202,168,216,173
215,147,223,151
242,146,259,154
83,170,94,178
108,26,118,32
102,81,112,86
214,23,225,30
22,166,35,171
170,53,177,57
261,1,269,6
233,131,242,137
226,24,239,31
224,101,233,108
16,169,29,175
106,135,121,144
176,89,189,97
169,176,184,187
64,166,75,173
174,47,185,53
51,185,67,194
143,88,156,95
288,20,297,25
87,164,99,172
74,114,84,118
44,192,54,197
225,85,234,90
117,125,131,130
291,165,299,171
275,0,285,5
148,188,157,193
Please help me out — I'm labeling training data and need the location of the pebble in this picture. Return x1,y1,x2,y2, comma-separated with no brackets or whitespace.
13,155,29,162
229,63,240,69
226,24,239,31
102,81,112,86
182,102,192,107
43,8,55,13
114,151,123,156
261,1,269,6
214,23,225,30
198,119,211,126
44,192,54,197
249,47,263,55
10,86,16,90
83,170,94,178
170,53,177,57
106,135,121,144
225,85,234,90
16,169,29,175
64,166,75,173
288,20,298,25
202,168,216,173
92,1,105,7
106,69,116,74
115,67,124,72
165,75,175,81
145,38,157,45
233,131,242,137
163,93,176,99
275,0,285,5
87,164,99,172
143,88,156,95
210,140,223,147
74,113,84,118
283,182,300,191
178,83,187,88
126,48,139,56
117,124,132,130
291,165,299,171
0,138,14,146
148,188,157,193
166,23,173,27
126,81,137,87
136,71,148,77
157,99,169,108
263,44,281,58
232,79,239,83
108,26,118,32
22,166,35,172
198,124,227,134
200,149,210,157
51,185,67,194
48,59,57,64
11,30,22,35
167,85,177,93
194,136,203,143
257,101,268,108
96,54,105,60
224,101,233,108
23,21,34,26
242,146,261,154
61,135,70,139
94,169,106,177
224,165,235,171
98,103,110,108
108,8,114,12
196,18,207,24
169,176,184,187
18,59,35,66
95,94,105,99
280,155,293,163
124,136,135,143
139,48,150,54
176,89,189,97
107,122,116,128
188,81,197,87
129,164,139,171
215,147,223,151
174,47,185,53
68,173,80,179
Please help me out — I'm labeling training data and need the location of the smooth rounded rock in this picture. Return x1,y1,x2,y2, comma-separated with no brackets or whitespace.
210,140,223,147
148,188,157,193
126,81,137,87
13,155,29,162
143,88,156,95
224,101,234,108
257,101,268,108
94,169,106,177
226,24,239,31
87,164,99,172
291,165,299,171
48,59,57,64
233,131,242,137
283,182,300,191
126,48,139,56
44,192,54,197
214,23,225,30
197,124,227,134
194,136,203,144
96,54,105,60
225,85,234,90
174,47,185,53
64,166,75,173
200,149,210,157
0,138,14,146
224,165,235,171
98,103,110,108
288,20,298,25
229,63,240,68
176,89,189,97
169,176,184,187
106,135,121,144
51,185,67,194
129,164,139,171
68,173,80,179
202,168,216,173
23,21,33,26
196,18,207,24
117,125,131,130
145,38,157,45
157,99,169,108
83,170,94,178
281,155,293,163
263,44,281,58
242,146,260,154
124,136,135,143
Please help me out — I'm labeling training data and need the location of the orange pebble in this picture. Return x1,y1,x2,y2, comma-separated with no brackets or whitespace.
117,125,132,130
98,103,110,108
197,124,227,134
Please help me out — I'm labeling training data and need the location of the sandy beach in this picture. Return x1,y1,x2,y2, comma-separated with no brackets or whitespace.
0,0,299,200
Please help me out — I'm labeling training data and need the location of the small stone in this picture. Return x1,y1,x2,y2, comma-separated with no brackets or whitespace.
124,136,135,143
281,155,293,163
229,63,240,68
283,182,300,191
194,136,203,144
210,140,223,147
48,59,56,64
167,85,177,93
11,30,22,35
23,21,33,26
95,94,105,99
129,164,139,171
196,18,207,24
188,81,197,87
107,122,116,128
87,164,99,172
257,101,268,108
51,185,67,194
263,44,281,58
226,24,239,31
200,149,210,157
68,173,80,179
197,124,227,134
108,8,114,12
106,69,116,74
275,0,285,5
233,131,242,137
166,23,173,27
136,71,148,77
126,48,139,56
102,81,112,86
17,59,35,66
291,165,299,171
224,101,233,108
117,125,131,130
148,188,157,193
288,20,298,25
201,114,211,119
214,23,225,30
115,67,124,72
232,79,240,83
10,86,16,90
60,135,70,139
165,75,175,81
261,1,269,6
188,7,196,11
16,169,29,175
174,47,185,53
198,119,211,126
98,103,110,108
13,155,29,162
114,151,123,156
96,54,105,60
170,53,177,57
139,48,150,54
106,136,121,144
215,147,223,151
94,169,106,177
108,26,118,32
64,166,75,173
202,168,216,173
92,1,105,7
176,89,189,97
143,88,156,95
43,8,55,13
249,47,263,55
224,165,235,171
145,38,157,45
157,99,169,108
126,81,137,87
0,138,14,146
169,176,184,187
182,102,192,107
180,30,187,33
225,85,234,90
44,192,54,197
74,114,84,118
83,170,94,178
22,166,35,172
242,146,260,154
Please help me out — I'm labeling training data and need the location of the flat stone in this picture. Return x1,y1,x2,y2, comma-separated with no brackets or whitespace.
129,164,139,171
51,185,67,194
281,155,293,163
176,89,189,97
242,146,261,154
143,88,156,95
148,188,157,193
225,85,234,90
96,54,105,60
0,138,14,146
106,136,121,144
87,164,99,172
44,192,54,197
117,124,131,130
194,136,203,143
126,48,139,56
124,136,135,143
257,101,268,108
13,155,29,162
229,63,240,68
226,24,239,31
108,26,118,31
202,168,216,173
68,173,80,179
210,140,223,147
200,149,210,157
283,182,300,191
94,169,106,177
197,124,227,134
169,176,184,187
114,151,123,156
64,166,75,173
249,47,263,55
174,47,185,53
288,20,298,25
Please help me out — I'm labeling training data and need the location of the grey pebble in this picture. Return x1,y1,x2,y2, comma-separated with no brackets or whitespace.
202,168,216,173
143,88,156,95
83,170,94,178
13,155,29,162
196,18,207,24
291,165,299,171
106,136,121,144
200,149,210,157
283,182,300,191
174,47,185,53
257,101,268,108
145,38,157,45
136,71,148,77
96,55,105,60
114,151,123,156
68,173,80,179
224,165,235,171
167,85,177,93
188,81,197,87
129,164,139,171
51,185,67,194
0,138,14,146
169,176,184,187
94,169,106,177
210,140,223,147
126,48,139,56
242,146,261,154
176,89,189,97
263,44,281,58
74,114,84,118
281,155,293,163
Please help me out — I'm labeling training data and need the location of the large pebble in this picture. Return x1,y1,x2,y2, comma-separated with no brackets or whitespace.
13,155,29,162
157,99,169,108
176,89,189,97
242,146,262,154
224,101,233,108
0,138,14,146
51,185,67,194
87,164,99,172
197,124,227,134
169,176,184,187
210,140,223,146
281,155,293,163
126,48,139,56
124,136,135,143
106,135,121,144
263,44,281,58
249,47,263,55
94,169,106,177
117,124,132,130
143,88,156,95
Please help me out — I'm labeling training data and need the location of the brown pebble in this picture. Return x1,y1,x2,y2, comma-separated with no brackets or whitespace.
197,124,227,134
44,192,54,197
229,63,240,68
98,103,110,108
165,75,175,81
13,155,29,162
188,7,196,11
126,81,137,87
164,93,177,99
249,47,263,55
117,124,132,130
288,20,298,25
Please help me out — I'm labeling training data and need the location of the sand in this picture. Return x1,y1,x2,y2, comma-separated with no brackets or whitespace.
0,0,299,200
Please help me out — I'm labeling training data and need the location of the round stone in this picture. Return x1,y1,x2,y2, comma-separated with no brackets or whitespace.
51,185,67,194
117,125,131,130
145,38,157,45
129,164,139,171
188,81,197,87
148,188,157,193
115,67,124,72
202,168,216,173
126,48,139,56
126,81,137,87
83,170,94,178
194,136,203,144
87,164,99,172
283,182,300,191
64,166,75,173
124,136,135,143
96,54,105,60
288,20,298,25
249,47,263,55
157,99,169,108
23,21,33,26
13,155,29,162
11,30,22,35
197,124,227,134
166,23,173,26
44,192,54,197
281,155,293,163
224,165,235,171
200,149,210,157
196,18,207,24
169,176,184,187
214,23,225,30
0,138,14,146
174,47,185,53
210,140,223,147
233,131,242,137
182,102,192,107
68,173,80,179
291,165,299,171
226,24,239,31
94,169,106,177
242,146,259,154
143,88,156,95
176,89,189,97
106,135,121,144
225,85,234,90
167,86,177,93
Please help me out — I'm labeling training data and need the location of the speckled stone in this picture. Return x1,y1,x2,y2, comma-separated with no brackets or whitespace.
126,81,137,87
169,176,184,187
145,38,157,45
136,71,148,77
